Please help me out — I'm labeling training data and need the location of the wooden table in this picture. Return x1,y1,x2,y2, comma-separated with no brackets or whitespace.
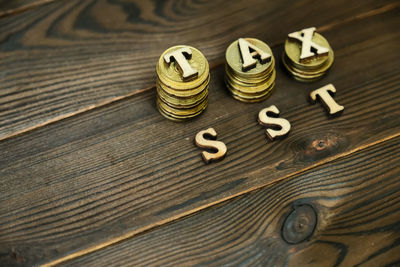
0,0,399,266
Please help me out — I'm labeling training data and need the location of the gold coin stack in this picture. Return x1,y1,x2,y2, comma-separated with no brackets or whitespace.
225,38,276,103
282,28,334,82
156,45,209,121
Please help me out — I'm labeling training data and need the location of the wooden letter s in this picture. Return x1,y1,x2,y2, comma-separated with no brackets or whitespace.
195,128,227,164
258,105,291,140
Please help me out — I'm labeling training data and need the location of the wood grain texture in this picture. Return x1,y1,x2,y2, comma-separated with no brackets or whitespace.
65,136,400,267
0,0,397,141
0,0,55,18
0,7,399,266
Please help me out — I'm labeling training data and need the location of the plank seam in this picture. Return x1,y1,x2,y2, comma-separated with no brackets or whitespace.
40,132,400,267
0,0,57,18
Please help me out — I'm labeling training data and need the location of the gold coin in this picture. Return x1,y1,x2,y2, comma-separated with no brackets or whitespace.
157,96,208,116
157,104,205,121
226,80,274,100
157,85,208,108
284,32,332,70
282,54,332,81
225,57,275,84
225,68,276,94
157,106,186,122
226,61,273,80
230,89,274,103
157,45,209,90
283,51,334,76
157,99,208,120
157,74,210,98
226,38,274,79
226,69,272,86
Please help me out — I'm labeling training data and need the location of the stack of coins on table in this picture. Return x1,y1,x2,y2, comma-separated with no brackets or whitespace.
156,45,210,121
282,27,334,82
225,38,276,103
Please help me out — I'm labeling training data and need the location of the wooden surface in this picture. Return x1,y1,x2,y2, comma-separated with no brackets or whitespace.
0,0,399,266
0,0,397,141
0,0,54,17
66,136,400,267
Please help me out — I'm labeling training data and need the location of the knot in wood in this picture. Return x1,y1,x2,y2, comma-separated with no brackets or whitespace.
282,204,317,244
312,140,326,151
310,135,340,151
296,132,347,162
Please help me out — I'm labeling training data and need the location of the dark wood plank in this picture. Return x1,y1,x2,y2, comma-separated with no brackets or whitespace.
0,7,399,266
64,136,400,267
0,0,397,140
0,0,55,18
